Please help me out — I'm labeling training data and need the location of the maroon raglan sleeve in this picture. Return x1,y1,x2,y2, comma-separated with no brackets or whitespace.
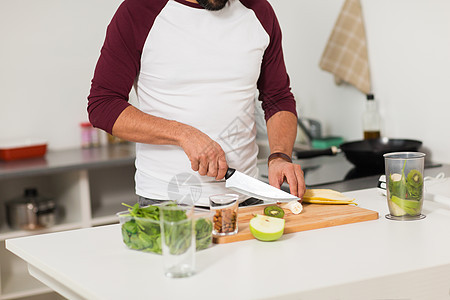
242,0,297,121
87,0,167,134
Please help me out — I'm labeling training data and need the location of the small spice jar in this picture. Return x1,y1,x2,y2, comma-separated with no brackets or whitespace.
80,122,100,148
209,194,239,236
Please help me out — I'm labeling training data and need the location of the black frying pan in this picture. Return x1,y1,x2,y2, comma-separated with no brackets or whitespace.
295,138,422,171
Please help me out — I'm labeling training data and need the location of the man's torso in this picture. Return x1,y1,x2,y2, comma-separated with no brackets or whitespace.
134,0,270,205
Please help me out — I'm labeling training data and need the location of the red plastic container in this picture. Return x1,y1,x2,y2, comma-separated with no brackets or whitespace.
0,139,47,161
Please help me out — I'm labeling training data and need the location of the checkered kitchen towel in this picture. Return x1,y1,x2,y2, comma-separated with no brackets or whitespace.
319,0,371,94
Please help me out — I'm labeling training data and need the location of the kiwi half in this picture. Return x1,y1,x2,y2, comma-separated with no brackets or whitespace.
264,205,285,218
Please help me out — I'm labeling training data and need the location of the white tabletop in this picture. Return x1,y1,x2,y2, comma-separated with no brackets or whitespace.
6,186,450,300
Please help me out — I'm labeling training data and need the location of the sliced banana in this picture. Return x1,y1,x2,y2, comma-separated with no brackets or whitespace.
279,200,303,214
390,173,402,182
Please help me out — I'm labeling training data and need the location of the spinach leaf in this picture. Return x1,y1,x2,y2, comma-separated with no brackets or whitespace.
195,218,213,250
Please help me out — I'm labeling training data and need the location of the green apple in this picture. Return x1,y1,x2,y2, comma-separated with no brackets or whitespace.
249,214,285,241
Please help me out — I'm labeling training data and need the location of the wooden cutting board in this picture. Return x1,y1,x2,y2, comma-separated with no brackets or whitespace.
212,203,379,244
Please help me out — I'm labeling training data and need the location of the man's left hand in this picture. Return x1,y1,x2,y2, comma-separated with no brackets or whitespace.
268,158,305,198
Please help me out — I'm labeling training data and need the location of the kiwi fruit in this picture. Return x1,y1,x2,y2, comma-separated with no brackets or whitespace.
264,205,285,218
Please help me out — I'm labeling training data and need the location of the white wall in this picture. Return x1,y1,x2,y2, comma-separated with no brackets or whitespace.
1,0,449,163
0,0,124,149
269,0,450,163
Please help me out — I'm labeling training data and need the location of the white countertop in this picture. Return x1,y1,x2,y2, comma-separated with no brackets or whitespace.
6,186,450,300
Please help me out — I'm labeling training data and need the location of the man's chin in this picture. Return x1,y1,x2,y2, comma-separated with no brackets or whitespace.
196,0,229,11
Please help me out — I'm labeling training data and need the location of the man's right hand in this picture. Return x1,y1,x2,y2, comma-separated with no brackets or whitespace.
111,106,228,180
179,126,228,180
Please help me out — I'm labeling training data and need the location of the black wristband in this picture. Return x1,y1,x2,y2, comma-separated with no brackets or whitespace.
268,152,292,166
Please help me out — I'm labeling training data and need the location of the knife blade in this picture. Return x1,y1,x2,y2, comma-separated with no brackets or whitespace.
225,168,300,203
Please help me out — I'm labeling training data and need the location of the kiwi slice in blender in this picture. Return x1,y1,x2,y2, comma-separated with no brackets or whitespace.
264,205,285,218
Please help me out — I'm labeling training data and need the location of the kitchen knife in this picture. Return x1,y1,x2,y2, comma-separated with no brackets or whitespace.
225,168,300,203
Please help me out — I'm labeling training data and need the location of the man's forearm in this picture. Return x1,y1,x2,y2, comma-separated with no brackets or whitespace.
111,105,190,146
112,105,229,179
266,111,298,156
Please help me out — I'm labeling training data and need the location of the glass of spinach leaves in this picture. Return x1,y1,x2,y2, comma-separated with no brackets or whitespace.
118,202,213,254
159,202,196,277
384,152,426,220
118,203,162,254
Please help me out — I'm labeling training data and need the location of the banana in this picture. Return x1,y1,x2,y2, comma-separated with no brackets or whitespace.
279,200,303,214
302,199,357,205
302,189,357,205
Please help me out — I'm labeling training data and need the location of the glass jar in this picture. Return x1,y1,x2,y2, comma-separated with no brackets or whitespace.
80,122,100,148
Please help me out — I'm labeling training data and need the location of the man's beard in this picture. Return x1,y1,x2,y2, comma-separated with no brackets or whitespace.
196,0,229,11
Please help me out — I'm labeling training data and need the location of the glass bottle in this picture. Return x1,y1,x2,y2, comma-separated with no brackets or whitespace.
362,93,381,139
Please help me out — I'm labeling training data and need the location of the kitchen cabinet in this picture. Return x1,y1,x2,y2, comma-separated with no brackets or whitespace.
0,144,136,300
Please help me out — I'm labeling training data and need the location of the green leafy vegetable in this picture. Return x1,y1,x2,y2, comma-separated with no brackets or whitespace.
161,213,192,255
120,203,162,253
119,203,212,254
388,174,407,199
195,217,213,251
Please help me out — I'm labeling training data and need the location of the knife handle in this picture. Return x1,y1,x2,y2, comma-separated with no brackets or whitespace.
225,168,236,180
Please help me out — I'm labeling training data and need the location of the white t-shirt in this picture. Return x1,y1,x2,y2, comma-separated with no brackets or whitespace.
88,0,297,206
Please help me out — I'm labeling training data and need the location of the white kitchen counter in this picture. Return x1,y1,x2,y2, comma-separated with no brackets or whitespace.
6,187,450,300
